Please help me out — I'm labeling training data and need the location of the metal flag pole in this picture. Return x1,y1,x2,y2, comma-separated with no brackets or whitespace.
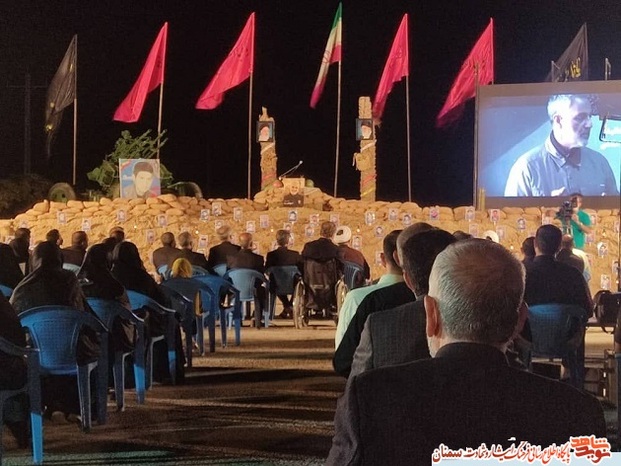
405,74,412,202
156,62,165,159
247,71,254,200
333,57,342,197
605,58,611,80
72,35,78,185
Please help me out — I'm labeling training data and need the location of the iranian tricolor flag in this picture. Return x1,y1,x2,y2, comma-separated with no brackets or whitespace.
310,3,342,108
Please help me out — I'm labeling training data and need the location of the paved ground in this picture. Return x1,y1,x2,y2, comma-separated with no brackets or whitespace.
2,320,620,465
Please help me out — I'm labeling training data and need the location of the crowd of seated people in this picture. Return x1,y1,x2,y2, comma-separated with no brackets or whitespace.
0,219,611,460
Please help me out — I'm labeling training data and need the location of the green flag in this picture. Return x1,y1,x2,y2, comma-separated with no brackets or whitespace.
45,35,76,158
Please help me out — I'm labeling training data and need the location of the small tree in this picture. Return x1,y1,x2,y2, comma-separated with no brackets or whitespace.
87,129,173,197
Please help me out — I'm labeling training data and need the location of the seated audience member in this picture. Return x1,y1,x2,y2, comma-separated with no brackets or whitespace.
0,295,29,447
9,228,31,275
334,226,370,286
227,233,266,318
171,257,202,317
10,241,101,418
0,243,25,289
327,239,606,465
108,226,125,243
349,229,456,377
556,234,585,273
111,241,185,382
207,225,240,272
452,230,472,241
152,232,182,273
265,229,303,318
335,230,402,349
177,231,209,270
45,229,63,246
79,244,134,354
333,222,433,378
62,231,89,267
301,221,339,262
521,236,535,265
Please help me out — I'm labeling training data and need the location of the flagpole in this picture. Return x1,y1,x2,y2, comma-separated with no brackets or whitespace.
72,35,78,186
156,68,165,159
473,64,480,208
405,74,412,202
333,59,342,197
247,72,254,200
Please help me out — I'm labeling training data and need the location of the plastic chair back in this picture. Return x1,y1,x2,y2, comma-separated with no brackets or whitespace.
192,266,209,277
226,269,270,328
157,265,170,281
213,264,227,277
226,269,267,302
19,306,109,431
341,260,365,290
86,297,146,407
62,263,81,275
266,266,300,296
528,303,587,388
193,274,242,346
125,290,178,386
0,337,43,464
0,284,13,298
20,306,106,374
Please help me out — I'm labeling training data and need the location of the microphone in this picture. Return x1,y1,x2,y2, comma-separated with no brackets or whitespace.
278,160,304,180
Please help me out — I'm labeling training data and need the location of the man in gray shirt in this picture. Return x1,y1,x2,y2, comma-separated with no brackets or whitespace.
505,94,618,197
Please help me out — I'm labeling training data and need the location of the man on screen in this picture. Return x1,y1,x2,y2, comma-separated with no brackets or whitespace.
504,94,618,197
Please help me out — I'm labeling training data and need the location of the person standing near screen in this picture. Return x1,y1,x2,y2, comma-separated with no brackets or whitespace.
504,94,619,197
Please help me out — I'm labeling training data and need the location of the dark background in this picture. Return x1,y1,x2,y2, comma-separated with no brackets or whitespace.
2,0,621,206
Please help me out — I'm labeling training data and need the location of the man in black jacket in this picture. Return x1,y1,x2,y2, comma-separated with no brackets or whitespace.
327,239,606,465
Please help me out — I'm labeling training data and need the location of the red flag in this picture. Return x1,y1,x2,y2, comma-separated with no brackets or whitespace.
372,14,409,121
436,19,494,128
114,23,168,123
196,13,255,110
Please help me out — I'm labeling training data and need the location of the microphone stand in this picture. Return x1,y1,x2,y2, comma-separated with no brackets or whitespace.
278,161,303,180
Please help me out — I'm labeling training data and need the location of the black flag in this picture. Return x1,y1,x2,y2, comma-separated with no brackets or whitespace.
547,24,588,82
45,35,76,158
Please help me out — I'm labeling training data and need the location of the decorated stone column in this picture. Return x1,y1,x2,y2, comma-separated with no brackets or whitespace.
353,97,376,202
258,107,278,190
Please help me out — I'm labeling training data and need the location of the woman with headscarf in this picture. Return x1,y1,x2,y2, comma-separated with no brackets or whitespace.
10,241,101,418
79,243,134,353
111,241,185,382
0,243,24,290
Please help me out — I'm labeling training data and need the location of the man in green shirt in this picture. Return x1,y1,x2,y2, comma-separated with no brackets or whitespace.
569,193,591,249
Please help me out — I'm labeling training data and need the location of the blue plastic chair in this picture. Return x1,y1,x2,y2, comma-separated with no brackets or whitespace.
191,266,209,277
213,264,227,277
161,278,217,362
19,306,108,432
193,274,242,346
62,263,81,275
341,261,365,291
0,337,43,464
157,265,170,281
266,266,301,319
0,284,14,298
126,291,177,388
226,269,270,328
527,303,587,389
86,298,146,410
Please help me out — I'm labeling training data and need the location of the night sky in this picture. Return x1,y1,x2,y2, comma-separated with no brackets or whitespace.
2,1,621,206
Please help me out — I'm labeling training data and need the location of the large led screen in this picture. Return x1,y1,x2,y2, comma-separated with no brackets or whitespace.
476,80,621,209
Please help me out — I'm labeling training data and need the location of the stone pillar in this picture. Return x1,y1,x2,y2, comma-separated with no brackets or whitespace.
353,97,376,202
258,107,278,190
